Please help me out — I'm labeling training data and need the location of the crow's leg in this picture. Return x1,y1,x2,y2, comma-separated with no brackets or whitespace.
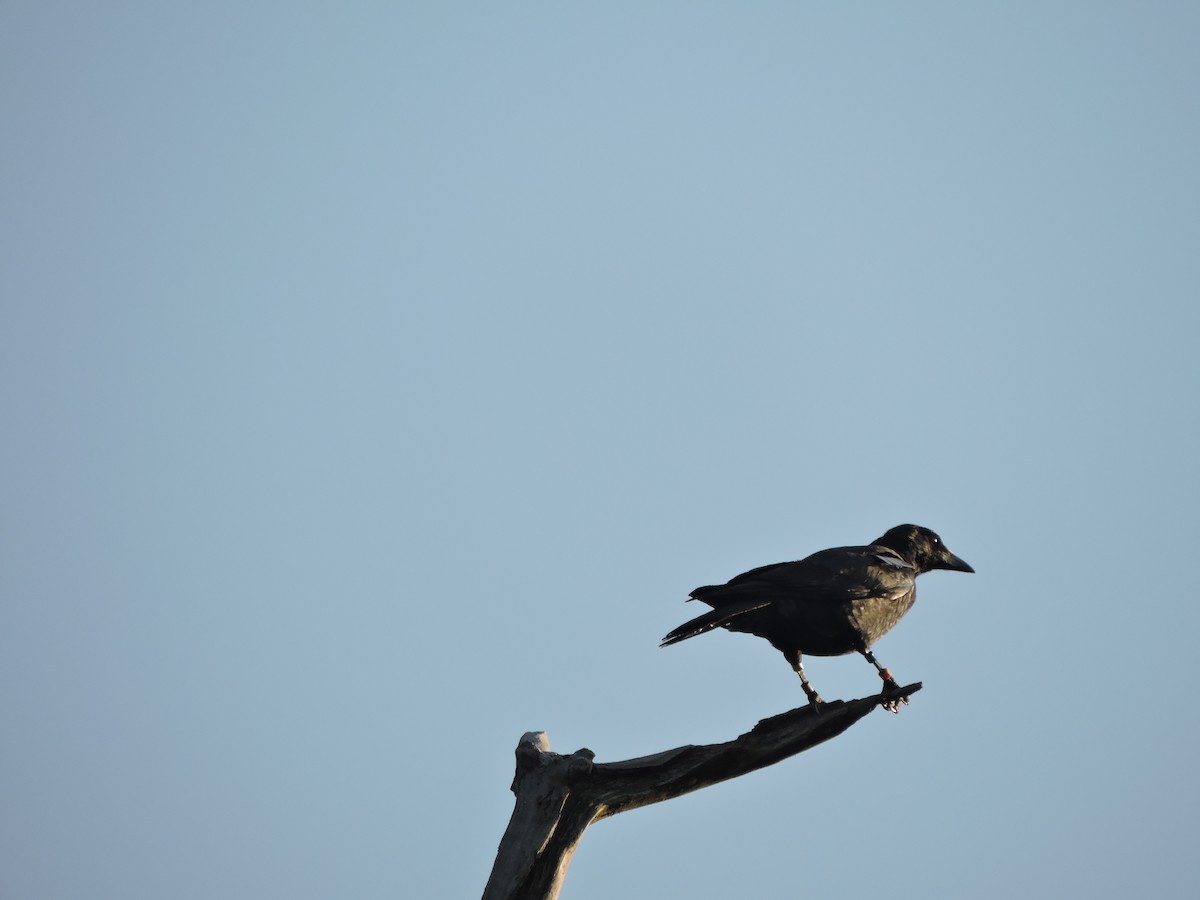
785,648,824,709
860,648,906,713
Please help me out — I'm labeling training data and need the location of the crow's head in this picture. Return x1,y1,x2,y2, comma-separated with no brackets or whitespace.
875,524,974,574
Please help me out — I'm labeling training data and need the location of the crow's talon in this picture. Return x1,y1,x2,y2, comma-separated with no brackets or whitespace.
879,679,909,712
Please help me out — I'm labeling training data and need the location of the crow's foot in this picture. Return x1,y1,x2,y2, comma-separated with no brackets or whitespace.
879,677,908,713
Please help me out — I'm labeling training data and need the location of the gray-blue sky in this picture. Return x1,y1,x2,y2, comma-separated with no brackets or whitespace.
2,4,1197,899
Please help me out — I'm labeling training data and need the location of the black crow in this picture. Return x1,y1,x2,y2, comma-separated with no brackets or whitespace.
662,525,973,712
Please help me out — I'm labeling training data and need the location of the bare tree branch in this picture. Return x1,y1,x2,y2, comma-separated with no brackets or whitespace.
482,682,921,900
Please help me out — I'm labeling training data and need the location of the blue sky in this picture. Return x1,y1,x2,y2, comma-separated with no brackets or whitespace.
2,4,1198,899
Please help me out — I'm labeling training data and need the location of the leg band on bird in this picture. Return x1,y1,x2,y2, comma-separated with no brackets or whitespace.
860,648,893,682
859,648,907,712
786,649,824,706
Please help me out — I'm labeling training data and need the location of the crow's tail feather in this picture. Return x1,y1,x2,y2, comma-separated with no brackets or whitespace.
660,598,771,647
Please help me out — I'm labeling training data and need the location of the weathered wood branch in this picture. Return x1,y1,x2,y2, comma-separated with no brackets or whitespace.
482,682,921,900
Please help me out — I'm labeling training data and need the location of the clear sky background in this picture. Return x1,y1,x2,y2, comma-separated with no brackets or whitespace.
2,4,1198,899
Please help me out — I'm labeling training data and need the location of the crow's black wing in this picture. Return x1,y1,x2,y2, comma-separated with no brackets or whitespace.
690,544,913,609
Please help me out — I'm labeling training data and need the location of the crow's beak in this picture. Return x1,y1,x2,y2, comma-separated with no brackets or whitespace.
938,550,974,574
